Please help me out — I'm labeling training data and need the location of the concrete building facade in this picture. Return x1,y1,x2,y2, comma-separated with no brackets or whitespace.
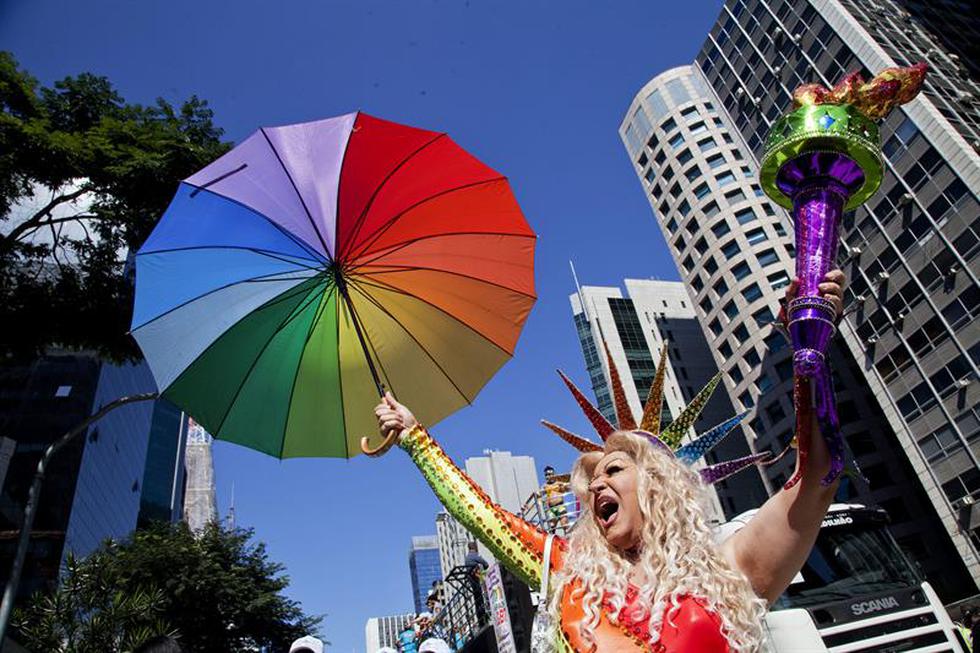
570,279,769,519
693,0,979,597
435,510,475,579
365,613,416,653
620,39,975,598
182,418,218,534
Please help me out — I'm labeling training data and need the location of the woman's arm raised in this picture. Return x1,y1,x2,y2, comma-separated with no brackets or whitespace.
376,393,561,587
720,270,845,604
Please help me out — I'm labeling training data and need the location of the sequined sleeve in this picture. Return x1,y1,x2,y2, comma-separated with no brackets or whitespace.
400,425,561,587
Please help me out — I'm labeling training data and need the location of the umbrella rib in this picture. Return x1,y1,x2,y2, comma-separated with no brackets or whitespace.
213,281,328,439
344,176,506,263
137,245,323,272
182,183,328,264
352,275,515,358
340,132,446,260
259,128,334,260
354,263,536,300
335,294,348,459
278,281,336,459
348,282,473,406
131,269,322,332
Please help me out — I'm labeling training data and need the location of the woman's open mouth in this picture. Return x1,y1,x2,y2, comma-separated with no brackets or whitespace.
596,495,619,529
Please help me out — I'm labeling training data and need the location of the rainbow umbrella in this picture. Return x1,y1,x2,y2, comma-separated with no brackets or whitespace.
131,112,535,458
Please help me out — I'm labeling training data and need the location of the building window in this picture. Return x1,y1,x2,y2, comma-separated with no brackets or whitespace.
725,188,746,204
757,248,779,267
646,89,669,121
742,283,763,302
690,121,708,136
678,199,691,216
669,133,685,149
55,385,72,397
685,166,702,182
714,277,729,296
767,270,790,289
677,149,693,165
730,366,744,384
644,168,656,183
716,171,736,186
704,257,718,274
704,201,720,218
665,77,690,104
752,306,772,327
733,323,749,344
697,137,717,151
723,300,738,319
681,106,699,118
670,182,682,198
712,221,731,238
695,237,709,255
740,390,755,408
733,260,751,280
746,227,766,244
720,341,733,358
694,182,710,199
709,317,722,336
707,153,725,169
666,217,678,234
722,240,740,259
735,207,756,224
661,117,677,133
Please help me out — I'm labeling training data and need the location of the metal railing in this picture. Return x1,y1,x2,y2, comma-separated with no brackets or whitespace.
520,486,582,537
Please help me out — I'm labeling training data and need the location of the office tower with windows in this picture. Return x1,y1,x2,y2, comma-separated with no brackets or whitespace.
620,46,975,598
570,278,768,519
464,451,540,515
409,535,442,614
138,401,187,526
0,355,186,600
365,613,416,652
693,0,979,598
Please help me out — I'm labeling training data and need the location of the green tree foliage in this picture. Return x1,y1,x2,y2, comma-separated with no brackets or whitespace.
0,51,230,362
13,522,323,653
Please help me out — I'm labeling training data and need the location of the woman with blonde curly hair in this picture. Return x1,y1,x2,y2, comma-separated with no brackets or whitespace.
375,273,845,652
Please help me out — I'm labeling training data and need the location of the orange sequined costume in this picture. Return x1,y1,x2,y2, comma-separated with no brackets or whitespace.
401,425,731,652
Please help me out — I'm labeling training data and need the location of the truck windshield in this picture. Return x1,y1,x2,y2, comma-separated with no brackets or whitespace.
773,512,920,610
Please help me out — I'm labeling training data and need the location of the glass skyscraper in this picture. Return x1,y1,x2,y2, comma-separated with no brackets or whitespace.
408,535,442,614
619,0,978,601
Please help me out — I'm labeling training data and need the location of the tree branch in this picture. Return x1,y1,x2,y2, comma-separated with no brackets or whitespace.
17,214,100,241
2,186,92,246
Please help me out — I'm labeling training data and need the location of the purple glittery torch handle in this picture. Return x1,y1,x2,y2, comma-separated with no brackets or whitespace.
777,152,864,484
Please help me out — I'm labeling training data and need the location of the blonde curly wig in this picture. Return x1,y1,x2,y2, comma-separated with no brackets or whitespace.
548,431,768,651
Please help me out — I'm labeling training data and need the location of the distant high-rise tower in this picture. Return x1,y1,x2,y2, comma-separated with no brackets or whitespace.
182,418,218,534
464,451,539,515
619,0,979,601
365,613,416,652
570,278,769,519
435,511,475,577
408,535,442,614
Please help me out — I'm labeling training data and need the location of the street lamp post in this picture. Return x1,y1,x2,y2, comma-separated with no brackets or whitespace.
0,391,158,650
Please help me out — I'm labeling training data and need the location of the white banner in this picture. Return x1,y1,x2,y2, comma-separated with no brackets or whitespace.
483,562,517,653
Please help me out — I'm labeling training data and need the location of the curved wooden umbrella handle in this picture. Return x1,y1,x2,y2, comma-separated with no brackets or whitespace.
360,428,400,457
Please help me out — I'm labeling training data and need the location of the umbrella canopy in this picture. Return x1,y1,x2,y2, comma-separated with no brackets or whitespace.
132,112,535,458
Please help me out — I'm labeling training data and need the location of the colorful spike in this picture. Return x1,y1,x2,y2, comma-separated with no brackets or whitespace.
675,411,750,464
639,345,669,434
699,452,772,485
602,340,636,430
541,420,602,453
557,370,616,439
544,358,765,486
659,373,722,449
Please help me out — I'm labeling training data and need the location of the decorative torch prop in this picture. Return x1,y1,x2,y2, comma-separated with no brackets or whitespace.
759,63,927,487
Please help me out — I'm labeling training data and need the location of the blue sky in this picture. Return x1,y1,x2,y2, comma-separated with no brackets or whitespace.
1,1,724,649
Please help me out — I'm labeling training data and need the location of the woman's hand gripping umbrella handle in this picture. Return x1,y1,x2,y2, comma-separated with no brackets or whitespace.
362,391,418,457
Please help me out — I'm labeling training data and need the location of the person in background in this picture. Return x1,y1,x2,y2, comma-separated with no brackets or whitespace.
463,540,488,570
418,636,452,653
542,465,570,531
289,635,324,653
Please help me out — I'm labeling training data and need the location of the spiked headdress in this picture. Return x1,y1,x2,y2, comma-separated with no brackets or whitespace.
542,342,771,485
